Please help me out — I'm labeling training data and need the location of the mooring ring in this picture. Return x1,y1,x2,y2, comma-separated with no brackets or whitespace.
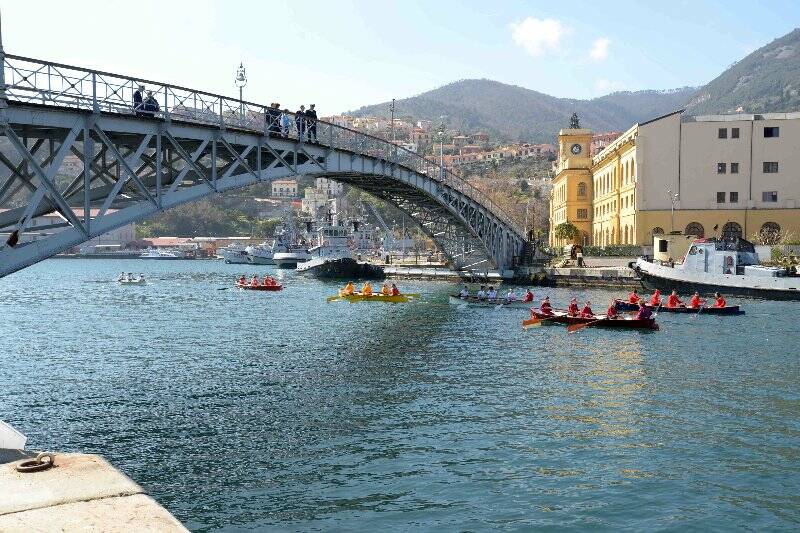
15,452,56,473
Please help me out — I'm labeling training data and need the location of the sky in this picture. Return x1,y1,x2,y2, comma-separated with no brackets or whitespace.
1,0,798,114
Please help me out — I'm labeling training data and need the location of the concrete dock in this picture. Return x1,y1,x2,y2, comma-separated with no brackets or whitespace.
0,452,187,532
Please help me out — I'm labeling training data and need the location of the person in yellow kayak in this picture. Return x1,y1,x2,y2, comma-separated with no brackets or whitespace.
361,281,373,295
381,283,391,296
342,282,355,295
391,283,400,296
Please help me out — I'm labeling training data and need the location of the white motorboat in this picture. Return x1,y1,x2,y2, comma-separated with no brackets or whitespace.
218,244,250,264
635,236,800,300
139,248,185,260
245,239,288,265
273,248,312,268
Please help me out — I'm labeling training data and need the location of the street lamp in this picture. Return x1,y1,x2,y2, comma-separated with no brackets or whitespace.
234,62,247,117
667,189,679,232
389,99,396,143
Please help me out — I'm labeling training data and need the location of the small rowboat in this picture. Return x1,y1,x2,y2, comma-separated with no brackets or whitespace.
525,310,659,331
118,278,146,285
448,295,533,310
237,283,282,291
614,300,743,315
328,291,419,303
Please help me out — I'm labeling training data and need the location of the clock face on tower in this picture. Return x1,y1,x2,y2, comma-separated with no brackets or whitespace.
570,143,582,155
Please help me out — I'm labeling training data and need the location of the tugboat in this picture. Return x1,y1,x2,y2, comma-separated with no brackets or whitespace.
634,237,800,300
296,222,384,279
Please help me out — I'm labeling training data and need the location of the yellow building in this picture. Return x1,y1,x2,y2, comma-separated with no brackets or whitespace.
549,110,800,247
548,123,593,247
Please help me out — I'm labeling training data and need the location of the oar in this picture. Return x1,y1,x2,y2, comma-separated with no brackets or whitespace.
692,303,705,320
567,316,607,334
522,314,559,329
217,287,230,290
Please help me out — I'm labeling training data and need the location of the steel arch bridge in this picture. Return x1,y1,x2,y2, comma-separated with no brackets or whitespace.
0,53,528,279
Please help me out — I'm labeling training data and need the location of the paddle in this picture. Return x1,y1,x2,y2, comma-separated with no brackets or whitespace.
567,316,604,333
217,287,230,291
522,313,559,329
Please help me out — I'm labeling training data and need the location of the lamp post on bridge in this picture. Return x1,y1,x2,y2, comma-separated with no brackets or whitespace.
389,98,396,158
234,62,247,118
0,8,6,110
437,115,446,178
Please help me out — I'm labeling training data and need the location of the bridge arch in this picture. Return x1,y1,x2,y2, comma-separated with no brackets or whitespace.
0,54,527,278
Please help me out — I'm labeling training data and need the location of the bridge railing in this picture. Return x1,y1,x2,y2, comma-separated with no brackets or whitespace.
1,54,522,235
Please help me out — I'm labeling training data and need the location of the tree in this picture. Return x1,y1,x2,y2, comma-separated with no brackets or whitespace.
554,222,579,242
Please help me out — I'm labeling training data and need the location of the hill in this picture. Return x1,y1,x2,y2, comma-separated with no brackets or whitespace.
686,28,800,114
349,28,800,142
349,80,695,143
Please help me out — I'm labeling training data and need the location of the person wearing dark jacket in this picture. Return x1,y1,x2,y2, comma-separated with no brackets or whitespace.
143,90,160,116
133,85,145,116
306,104,318,142
267,103,281,136
295,105,306,141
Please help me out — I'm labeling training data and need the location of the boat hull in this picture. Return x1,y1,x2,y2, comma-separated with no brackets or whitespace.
530,310,659,330
448,295,534,310
297,258,385,280
236,283,283,291
614,300,743,315
247,255,275,265
336,293,410,303
635,259,800,300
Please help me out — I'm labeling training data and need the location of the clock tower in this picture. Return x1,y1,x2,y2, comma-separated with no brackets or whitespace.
549,115,594,247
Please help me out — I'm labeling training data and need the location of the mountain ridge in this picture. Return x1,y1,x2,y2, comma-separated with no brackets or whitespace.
348,27,800,142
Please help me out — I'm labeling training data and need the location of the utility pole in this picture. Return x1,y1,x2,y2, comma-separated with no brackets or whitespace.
389,98,395,143
0,8,7,110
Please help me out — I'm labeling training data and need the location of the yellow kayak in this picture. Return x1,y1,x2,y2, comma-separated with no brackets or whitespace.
327,291,419,303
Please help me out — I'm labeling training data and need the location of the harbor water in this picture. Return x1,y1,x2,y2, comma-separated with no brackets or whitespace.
1,259,799,531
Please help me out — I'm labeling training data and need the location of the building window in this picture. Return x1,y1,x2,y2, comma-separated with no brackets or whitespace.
717,163,726,174
717,191,726,203
731,162,739,174
685,222,705,237
731,127,740,139
759,222,781,245
730,191,739,203
722,222,743,241
652,227,664,236
718,128,727,139
762,191,778,203
577,209,587,220
577,182,587,197
764,127,780,138
763,161,778,173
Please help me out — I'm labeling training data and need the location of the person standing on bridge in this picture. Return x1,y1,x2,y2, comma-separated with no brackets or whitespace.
295,105,306,141
133,85,146,116
306,104,318,142
280,109,292,138
267,104,282,136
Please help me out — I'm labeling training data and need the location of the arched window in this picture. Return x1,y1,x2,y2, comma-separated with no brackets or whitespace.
652,227,664,236
722,222,743,241
685,222,705,237
577,182,586,198
759,222,781,245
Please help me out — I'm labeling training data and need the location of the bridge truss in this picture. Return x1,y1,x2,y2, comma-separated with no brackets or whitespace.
0,53,528,278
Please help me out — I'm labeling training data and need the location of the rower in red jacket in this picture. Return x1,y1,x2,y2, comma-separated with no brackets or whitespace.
606,299,620,319
689,292,706,308
712,292,727,308
666,290,684,308
538,296,554,316
649,289,662,306
628,289,641,304
522,289,534,302
567,297,580,317
579,300,594,318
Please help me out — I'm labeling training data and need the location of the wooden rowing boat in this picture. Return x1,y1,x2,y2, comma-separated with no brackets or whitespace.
527,310,659,331
614,300,743,315
448,295,534,310
237,283,283,291
328,292,418,303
